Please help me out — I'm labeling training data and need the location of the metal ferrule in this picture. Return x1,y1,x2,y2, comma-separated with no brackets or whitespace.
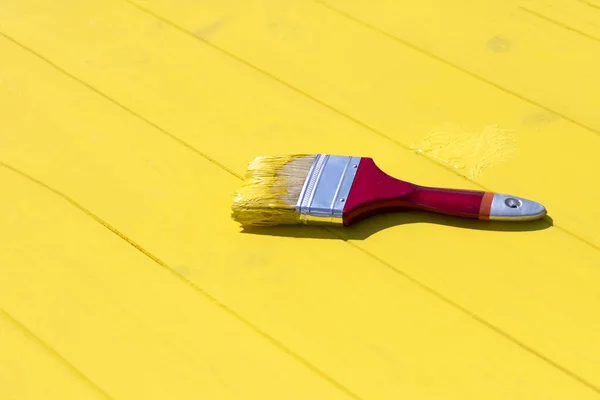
296,154,362,224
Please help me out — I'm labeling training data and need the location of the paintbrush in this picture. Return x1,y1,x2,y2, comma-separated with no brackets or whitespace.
231,154,546,226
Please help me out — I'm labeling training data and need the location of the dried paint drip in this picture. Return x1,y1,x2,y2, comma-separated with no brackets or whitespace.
411,124,516,180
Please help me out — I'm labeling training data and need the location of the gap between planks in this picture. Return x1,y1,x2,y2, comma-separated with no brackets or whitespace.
0,308,114,400
520,6,600,44
0,162,363,400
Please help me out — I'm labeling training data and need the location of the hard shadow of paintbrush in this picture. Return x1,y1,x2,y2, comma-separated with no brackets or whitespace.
239,212,553,241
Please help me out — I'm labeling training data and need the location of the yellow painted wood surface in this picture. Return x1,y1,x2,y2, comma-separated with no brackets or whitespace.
0,0,599,398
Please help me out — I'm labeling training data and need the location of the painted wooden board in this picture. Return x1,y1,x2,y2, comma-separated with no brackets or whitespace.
0,170,357,400
1,0,599,399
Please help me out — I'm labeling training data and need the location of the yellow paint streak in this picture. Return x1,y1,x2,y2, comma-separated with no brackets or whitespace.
411,124,516,179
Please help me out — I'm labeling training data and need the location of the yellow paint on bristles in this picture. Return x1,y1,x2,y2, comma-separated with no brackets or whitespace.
231,154,317,226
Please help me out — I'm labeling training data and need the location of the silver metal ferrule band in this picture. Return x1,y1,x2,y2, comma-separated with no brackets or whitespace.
296,154,362,225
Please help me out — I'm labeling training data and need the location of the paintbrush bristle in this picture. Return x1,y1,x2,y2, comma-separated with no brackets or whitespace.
231,154,317,226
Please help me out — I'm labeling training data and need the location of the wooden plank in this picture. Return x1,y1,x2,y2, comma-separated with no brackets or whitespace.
1,29,598,399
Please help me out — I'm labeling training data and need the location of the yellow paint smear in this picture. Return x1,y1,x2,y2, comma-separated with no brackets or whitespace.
411,124,516,180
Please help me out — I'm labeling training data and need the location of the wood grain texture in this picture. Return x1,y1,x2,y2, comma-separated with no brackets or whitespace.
1,0,600,399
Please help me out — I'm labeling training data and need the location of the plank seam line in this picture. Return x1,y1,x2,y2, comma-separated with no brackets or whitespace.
520,7,600,44
1,26,599,392
122,1,600,252
0,32,241,182
312,0,600,137
343,242,600,395
6,165,600,400
0,162,363,400
0,308,115,400
579,0,600,11
8,159,597,396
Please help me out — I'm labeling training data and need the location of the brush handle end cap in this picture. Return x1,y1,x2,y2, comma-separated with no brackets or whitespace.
486,193,547,221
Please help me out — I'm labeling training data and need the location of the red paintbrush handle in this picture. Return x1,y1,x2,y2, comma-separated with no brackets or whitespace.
410,186,493,219
342,158,493,225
